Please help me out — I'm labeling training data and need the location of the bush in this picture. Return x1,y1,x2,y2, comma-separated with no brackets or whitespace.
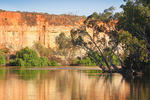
0,50,6,65
40,57,49,66
0,56,6,65
9,58,25,66
16,47,38,60
50,61,59,66
33,42,52,57
88,50,120,66
10,47,58,66
72,57,97,66
72,50,120,66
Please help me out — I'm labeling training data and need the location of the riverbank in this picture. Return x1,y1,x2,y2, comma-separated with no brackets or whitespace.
26,66,102,70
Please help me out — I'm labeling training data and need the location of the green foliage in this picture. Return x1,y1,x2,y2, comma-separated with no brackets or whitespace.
113,12,123,20
11,69,48,80
56,32,78,65
73,50,120,66
0,56,6,65
10,47,58,66
86,12,99,20
50,61,59,66
0,67,6,80
16,47,38,59
11,69,39,80
73,57,97,66
85,6,116,23
114,0,150,70
9,58,25,66
0,50,6,65
33,42,52,57
89,50,120,66
0,67,6,75
56,32,69,57
117,30,147,69
56,32,69,50
39,57,49,66
118,1,150,50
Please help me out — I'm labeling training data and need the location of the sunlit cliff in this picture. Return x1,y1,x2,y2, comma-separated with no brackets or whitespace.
0,10,117,52
0,10,85,50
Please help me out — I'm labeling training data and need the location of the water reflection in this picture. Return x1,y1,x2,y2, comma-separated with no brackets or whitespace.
0,67,149,100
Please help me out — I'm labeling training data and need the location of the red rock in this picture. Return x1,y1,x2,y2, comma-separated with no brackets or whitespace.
0,11,85,51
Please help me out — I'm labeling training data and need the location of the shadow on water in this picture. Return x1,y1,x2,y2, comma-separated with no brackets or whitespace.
0,67,49,80
11,69,48,80
0,67,6,80
82,69,150,100
0,67,150,100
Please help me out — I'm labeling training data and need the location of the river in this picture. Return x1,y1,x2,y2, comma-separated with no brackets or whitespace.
0,67,150,100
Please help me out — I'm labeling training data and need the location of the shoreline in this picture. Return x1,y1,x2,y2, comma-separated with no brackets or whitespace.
26,66,102,70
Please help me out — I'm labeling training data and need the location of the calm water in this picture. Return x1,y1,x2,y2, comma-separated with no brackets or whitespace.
0,67,150,100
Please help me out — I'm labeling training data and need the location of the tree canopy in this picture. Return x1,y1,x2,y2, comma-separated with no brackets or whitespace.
119,0,150,51
70,0,150,75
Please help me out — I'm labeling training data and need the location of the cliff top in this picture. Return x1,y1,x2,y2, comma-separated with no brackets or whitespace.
0,9,86,26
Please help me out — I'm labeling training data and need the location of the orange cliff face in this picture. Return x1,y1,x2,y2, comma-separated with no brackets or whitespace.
0,10,86,50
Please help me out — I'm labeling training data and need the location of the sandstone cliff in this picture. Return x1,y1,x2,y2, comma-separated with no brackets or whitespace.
0,10,85,51
0,10,117,53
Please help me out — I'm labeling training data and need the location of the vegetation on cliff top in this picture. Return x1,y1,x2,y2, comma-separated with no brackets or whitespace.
0,9,86,26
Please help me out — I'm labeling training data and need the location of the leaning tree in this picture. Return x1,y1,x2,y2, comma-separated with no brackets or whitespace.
71,2,150,76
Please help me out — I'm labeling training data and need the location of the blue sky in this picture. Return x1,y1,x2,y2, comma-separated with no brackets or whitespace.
0,0,125,16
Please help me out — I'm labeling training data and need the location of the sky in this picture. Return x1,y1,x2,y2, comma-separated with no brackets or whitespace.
0,0,125,16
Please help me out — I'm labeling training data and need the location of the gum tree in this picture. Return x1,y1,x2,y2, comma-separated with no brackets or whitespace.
71,1,150,75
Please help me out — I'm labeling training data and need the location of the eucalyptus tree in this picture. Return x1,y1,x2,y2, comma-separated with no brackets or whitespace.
56,32,77,65
118,0,150,71
119,0,150,52
70,26,120,72
71,1,150,75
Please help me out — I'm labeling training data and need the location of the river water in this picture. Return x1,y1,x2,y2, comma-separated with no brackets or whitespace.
0,67,150,100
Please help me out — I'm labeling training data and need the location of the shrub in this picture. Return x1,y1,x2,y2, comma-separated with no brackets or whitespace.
50,61,59,66
16,47,38,59
33,42,52,57
10,58,25,66
40,57,49,66
72,57,97,66
72,50,120,66
0,56,6,65
10,47,58,66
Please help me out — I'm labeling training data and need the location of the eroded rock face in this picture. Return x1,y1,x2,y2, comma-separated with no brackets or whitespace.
0,10,118,53
0,10,85,51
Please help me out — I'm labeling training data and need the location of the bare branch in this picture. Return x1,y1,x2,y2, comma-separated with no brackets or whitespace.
85,32,111,71
79,45,106,71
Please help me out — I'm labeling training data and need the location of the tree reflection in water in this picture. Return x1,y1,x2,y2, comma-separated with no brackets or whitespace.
0,68,149,100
